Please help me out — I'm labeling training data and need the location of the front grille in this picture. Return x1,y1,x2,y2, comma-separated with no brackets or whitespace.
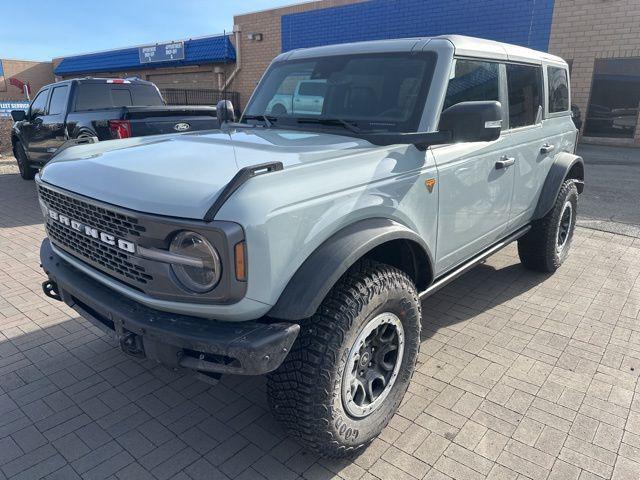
38,185,153,286
38,185,146,238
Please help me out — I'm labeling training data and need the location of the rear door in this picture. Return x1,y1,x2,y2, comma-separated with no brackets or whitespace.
431,58,515,273
503,63,554,229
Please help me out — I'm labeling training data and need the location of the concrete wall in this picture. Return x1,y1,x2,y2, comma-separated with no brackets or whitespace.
0,59,55,101
548,0,640,145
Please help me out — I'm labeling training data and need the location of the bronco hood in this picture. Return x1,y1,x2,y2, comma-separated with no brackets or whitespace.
40,128,370,219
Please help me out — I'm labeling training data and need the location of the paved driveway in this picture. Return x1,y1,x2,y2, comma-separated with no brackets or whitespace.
0,160,639,480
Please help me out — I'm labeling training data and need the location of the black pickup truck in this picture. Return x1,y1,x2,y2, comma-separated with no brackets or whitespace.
10,77,218,179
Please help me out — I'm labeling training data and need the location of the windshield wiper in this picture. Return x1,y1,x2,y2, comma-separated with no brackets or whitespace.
296,118,361,133
242,114,277,127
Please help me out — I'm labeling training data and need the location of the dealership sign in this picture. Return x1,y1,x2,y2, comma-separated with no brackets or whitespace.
0,101,29,118
139,41,185,64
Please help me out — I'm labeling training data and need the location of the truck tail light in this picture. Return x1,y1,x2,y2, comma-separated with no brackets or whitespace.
108,120,132,139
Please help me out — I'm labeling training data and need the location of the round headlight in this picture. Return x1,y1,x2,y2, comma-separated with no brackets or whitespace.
169,231,221,293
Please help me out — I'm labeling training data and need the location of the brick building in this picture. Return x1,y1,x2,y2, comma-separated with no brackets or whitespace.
0,58,54,101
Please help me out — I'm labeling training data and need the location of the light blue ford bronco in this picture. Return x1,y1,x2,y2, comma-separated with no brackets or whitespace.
37,35,583,457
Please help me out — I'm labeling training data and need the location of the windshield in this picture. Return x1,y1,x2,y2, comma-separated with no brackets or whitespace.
243,52,437,133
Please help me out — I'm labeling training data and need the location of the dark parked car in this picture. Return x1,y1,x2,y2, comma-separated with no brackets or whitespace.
10,78,218,179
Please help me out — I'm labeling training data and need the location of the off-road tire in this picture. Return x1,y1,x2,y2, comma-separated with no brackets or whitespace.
267,260,421,458
14,141,35,180
518,179,578,272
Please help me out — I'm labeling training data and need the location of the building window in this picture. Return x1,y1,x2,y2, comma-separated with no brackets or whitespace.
547,67,569,113
584,58,640,139
506,64,543,128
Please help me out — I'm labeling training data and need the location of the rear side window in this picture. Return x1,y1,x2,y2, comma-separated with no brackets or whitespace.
74,83,163,111
48,86,69,115
506,64,543,128
129,85,163,106
75,84,112,110
443,59,500,109
547,66,569,113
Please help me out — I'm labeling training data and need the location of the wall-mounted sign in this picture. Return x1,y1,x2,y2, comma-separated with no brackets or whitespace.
0,101,30,118
139,41,185,64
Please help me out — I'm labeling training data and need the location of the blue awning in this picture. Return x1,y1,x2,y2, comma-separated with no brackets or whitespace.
55,34,235,75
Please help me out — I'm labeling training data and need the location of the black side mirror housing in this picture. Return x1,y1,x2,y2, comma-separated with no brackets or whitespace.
10,110,26,122
216,100,236,124
439,101,502,143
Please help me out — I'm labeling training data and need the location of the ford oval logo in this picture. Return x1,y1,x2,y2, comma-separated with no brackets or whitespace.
174,122,190,132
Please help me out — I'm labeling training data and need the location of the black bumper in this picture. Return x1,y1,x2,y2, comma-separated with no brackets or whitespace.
40,239,299,376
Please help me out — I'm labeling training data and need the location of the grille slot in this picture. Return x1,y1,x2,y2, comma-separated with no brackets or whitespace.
38,185,146,238
39,185,152,286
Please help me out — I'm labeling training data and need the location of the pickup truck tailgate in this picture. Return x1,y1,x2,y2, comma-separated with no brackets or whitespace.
124,106,218,135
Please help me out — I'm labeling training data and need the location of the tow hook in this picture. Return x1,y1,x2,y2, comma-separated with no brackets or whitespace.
119,332,145,358
42,280,62,301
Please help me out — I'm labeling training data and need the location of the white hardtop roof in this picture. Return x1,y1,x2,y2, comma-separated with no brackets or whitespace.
280,34,567,66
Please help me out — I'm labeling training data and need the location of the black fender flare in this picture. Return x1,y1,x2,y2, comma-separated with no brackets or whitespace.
533,152,584,220
268,218,434,321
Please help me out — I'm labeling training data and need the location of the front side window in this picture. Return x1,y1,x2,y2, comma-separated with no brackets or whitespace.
244,52,437,133
507,64,543,128
443,59,500,110
547,67,569,113
30,89,49,117
48,86,69,115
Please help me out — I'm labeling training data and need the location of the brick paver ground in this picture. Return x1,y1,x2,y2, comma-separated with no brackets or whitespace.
1,161,639,480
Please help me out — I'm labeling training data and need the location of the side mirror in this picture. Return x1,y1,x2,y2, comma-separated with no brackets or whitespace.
439,101,502,143
216,100,236,124
10,110,26,122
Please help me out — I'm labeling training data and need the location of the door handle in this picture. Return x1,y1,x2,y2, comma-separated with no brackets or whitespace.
540,143,555,154
495,156,515,169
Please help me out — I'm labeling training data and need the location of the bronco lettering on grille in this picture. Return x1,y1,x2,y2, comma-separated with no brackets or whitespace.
47,209,136,253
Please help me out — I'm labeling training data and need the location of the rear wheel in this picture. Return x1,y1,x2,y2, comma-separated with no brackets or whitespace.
14,141,35,180
267,260,421,458
518,179,578,272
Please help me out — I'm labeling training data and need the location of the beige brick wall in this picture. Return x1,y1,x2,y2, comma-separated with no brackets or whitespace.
0,59,55,101
230,0,363,108
548,0,640,145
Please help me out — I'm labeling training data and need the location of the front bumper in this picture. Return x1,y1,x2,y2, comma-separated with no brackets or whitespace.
40,239,299,377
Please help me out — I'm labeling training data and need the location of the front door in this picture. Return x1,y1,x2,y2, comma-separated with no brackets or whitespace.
23,88,50,163
431,59,515,274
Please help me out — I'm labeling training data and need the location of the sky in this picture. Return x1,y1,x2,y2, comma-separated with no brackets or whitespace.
1,0,299,61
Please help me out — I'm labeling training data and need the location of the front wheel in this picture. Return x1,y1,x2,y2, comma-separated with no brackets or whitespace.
518,179,578,272
14,141,35,180
267,260,421,458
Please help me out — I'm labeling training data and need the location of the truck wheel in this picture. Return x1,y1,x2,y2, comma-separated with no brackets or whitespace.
270,104,287,115
14,142,35,180
267,260,421,457
518,179,578,272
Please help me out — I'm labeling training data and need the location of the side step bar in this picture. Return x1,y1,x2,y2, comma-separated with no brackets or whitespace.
419,225,531,300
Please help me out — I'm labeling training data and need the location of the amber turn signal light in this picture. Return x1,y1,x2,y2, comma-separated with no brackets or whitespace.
234,241,247,281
